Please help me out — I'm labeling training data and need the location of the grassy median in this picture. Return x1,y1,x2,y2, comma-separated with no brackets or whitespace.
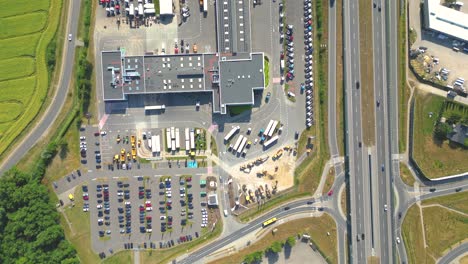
398,0,410,153
358,0,375,146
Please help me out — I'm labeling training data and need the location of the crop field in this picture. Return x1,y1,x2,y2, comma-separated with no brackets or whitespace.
0,12,48,39
0,34,41,60
0,57,35,82
0,0,62,157
0,0,50,17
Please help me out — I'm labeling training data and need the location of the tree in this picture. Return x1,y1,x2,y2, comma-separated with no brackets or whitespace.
266,241,284,254
243,251,263,264
446,112,462,124
286,236,296,247
434,122,450,140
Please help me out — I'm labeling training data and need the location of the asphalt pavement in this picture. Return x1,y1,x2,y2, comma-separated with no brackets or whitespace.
0,0,82,175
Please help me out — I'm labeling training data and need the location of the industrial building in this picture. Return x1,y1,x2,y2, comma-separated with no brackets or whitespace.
424,0,468,42
101,0,265,115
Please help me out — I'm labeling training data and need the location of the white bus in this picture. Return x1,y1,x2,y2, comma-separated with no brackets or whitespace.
166,129,171,150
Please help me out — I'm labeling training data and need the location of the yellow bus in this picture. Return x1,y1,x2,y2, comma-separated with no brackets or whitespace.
262,217,277,228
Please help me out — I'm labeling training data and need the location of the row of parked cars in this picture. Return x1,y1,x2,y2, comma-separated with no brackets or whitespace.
303,0,314,128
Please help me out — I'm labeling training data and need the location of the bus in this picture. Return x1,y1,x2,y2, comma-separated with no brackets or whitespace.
262,217,277,228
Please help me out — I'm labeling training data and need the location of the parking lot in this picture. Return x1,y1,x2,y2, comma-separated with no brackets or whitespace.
81,174,214,253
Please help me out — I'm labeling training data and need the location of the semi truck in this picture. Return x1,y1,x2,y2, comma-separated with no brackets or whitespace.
175,128,180,149
233,135,244,152
190,129,195,149
224,126,240,142
268,121,279,137
263,135,279,148
166,129,171,150
237,137,248,155
264,120,274,137
151,135,159,153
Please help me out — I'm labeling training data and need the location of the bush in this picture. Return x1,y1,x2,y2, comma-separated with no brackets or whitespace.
45,39,57,72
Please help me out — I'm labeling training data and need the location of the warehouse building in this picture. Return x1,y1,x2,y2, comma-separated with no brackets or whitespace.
101,0,265,115
424,0,468,42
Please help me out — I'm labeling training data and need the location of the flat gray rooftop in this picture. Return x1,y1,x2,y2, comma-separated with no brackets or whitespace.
102,51,125,100
143,55,206,93
217,0,251,56
219,53,264,107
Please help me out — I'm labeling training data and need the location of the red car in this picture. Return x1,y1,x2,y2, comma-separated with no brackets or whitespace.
139,206,145,212
327,189,334,196
186,177,192,182
280,52,284,59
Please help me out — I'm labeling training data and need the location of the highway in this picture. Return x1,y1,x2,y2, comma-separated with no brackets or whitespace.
343,0,370,263
0,0,82,175
371,0,395,262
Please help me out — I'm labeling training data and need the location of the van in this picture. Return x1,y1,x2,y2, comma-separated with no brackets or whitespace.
452,47,460,52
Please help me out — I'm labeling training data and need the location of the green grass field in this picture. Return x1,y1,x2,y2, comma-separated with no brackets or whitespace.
412,90,468,178
422,192,468,214
0,0,61,158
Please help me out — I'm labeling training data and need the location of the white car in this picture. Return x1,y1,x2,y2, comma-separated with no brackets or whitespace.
146,207,153,211
100,131,107,136
97,204,103,209
384,204,388,211
396,237,401,244
146,229,152,233
160,216,166,220
68,34,72,41
125,201,131,205
83,208,89,212
80,136,86,141
287,24,294,30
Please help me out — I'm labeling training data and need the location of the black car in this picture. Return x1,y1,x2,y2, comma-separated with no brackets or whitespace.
455,187,462,192
429,188,436,192
307,200,314,205
356,81,360,89
284,206,290,210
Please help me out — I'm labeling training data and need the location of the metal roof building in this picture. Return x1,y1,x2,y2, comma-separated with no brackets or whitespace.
424,0,468,42
100,0,265,115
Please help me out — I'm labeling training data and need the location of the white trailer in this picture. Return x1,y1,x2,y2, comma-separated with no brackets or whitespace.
144,3,155,9
263,135,279,148
224,126,240,141
190,129,195,149
203,0,208,12
264,120,275,137
170,127,175,139
175,128,180,149
138,3,144,15
268,121,279,137
165,129,171,149
237,137,248,154
171,140,176,151
185,140,190,151
155,135,161,153
144,8,155,14
185,128,190,141
129,4,135,16
233,135,244,152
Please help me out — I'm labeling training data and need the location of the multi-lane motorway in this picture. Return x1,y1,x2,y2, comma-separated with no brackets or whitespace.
0,0,82,175
343,0,370,262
